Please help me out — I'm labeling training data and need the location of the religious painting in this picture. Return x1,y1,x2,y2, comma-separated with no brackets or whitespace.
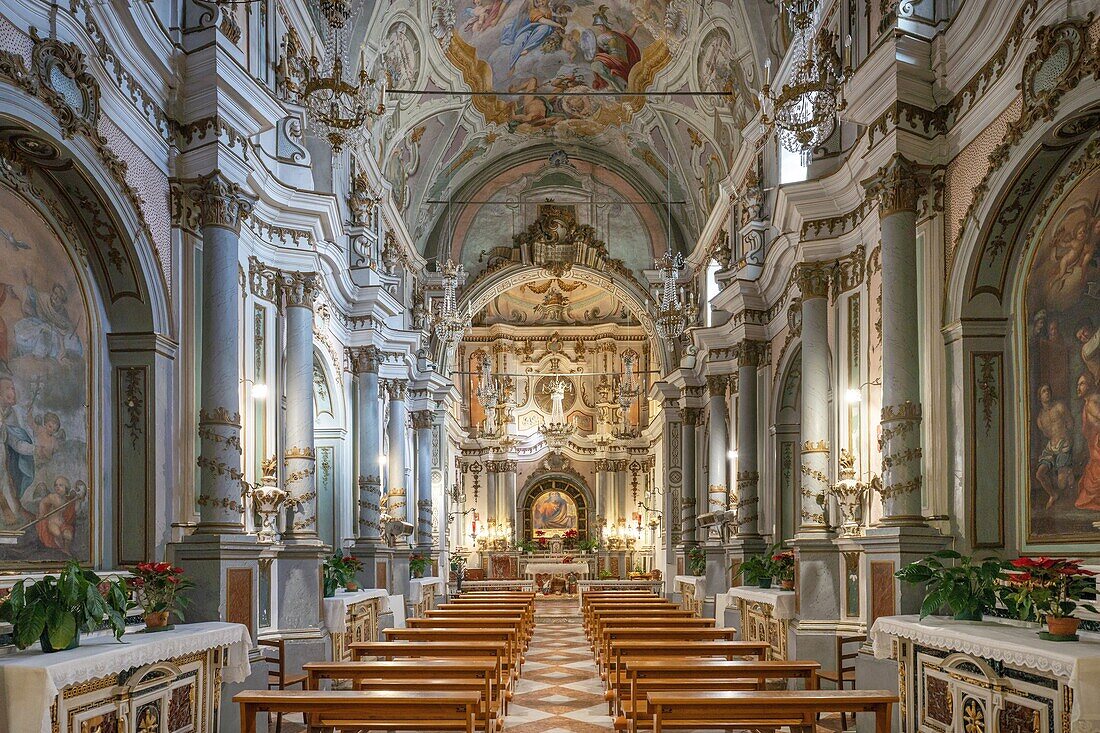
381,21,421,91
443,0,675,134
530,488,578,536
1024,166,1100,542
0,186,92,566
696,27,752,127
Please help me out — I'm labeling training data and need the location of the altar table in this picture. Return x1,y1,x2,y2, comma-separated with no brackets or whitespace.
0,621,251,733
524,562,590,578
721,586,796,658
322,588,388,662
872,614,1100,732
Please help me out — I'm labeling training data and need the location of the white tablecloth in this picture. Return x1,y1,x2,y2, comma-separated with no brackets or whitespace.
673,575,705,600
387,594,407,628
322,588,389,634
0,621,251,733
525,562,590,577
725,586,797,620
409,577,446,603
871,615,1100,727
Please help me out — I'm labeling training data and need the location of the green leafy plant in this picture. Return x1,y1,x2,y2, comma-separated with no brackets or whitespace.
733,554,774,586
0,560,131,651
323,551,363,595
127,562,194,621
895,550,1003,620
1000,557,1098,622
576,537,600,552
409,553,431,578
687,546,706,576
770,547,796,583
598,569,614,580
517,539,539,554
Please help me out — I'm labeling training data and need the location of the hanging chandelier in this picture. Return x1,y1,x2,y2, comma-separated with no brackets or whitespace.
538,377,575,452
280,0,385,152
758,1,847,165
653,250,697,342
430,259,472,344
616,354,641,436
475,355,499,410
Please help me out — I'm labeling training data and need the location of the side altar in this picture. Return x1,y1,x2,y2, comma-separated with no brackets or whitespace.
871,615,1100,733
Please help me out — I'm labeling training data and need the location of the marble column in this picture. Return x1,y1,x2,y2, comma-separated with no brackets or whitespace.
872,155,926,525
502,460,518,536
705,376,730,516
351,347,383,543
734,341,764,537
796,263,833,536
679,406,702,545
412,410,435,550
190,172,254,533
384,379,409,524
281,272,321,542
485,466,500,525
595,458,610,525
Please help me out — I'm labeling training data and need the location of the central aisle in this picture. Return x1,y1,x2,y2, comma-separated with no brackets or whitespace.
503,597,612,733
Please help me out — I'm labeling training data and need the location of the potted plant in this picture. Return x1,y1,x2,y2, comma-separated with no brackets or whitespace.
534,530,548,551
733,554,774,588
323,551,361,597
516,539,538,554
1001,557,1098,640
772,548,796,590
687,546,706,577
128,562,195,630
895,549,1004,621
562,528,579,550
577,537,599,553
341,556,364,591
0,560,131,652
409,553,431,579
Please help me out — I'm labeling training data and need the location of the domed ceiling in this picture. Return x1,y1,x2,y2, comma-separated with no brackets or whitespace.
348,0,776,280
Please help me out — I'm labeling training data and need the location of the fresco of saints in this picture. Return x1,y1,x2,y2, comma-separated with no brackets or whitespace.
0,374,34,527
1035,384,1074,509
1076,374,1100,511
12,271,81,362
501,0,569,69
532,489,577,532
585,5,640,91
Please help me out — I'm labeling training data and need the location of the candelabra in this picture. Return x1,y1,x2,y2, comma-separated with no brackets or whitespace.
279,1,385,152
430,260,472,345
758,1,847,165
653,250,697,342
538,376,576,452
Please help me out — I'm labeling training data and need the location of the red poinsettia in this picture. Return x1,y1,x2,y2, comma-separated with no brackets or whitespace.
128,562,194,617
1001,556,1097,621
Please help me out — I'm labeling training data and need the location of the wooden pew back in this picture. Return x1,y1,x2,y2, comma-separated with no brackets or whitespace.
233,689,480,733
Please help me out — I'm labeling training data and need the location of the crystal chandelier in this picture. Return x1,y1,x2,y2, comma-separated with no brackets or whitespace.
538,377,575,452
653,250,697,342
616,354,640,435
475,355,499,409
758,1,847,165
280,0,385,152
430,260,472,344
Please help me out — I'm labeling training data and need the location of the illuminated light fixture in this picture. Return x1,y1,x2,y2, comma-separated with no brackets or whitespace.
250,383,268,400
280,0,385,152
845,388,862,404
538,377,576,453
758,0,848,165
727,450,738,460
430,259,472,345
653,249,698,342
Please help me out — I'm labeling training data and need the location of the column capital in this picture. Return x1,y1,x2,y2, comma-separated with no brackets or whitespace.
280,271,320,309
679,406,704,425
864,154,927,217
347,345,381,374
733,339,767,368
174,170,255,232
410,409,434,430
795,261,831,300
706,375,730,397
383,379,408,401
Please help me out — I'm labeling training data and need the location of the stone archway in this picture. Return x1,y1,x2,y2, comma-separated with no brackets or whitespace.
519,476,590,543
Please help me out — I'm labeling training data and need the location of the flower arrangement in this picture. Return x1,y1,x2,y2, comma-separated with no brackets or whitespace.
896,550,1004,621
562,528,579,549
687,545,706,576
534,530,549,550
323,551,363,596
409,553,431,579
128,562,194,629
1001,557,1098,640
771,548,796,588
0,560,131,652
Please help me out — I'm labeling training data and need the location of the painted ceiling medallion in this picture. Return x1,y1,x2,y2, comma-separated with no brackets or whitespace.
439,0,677,135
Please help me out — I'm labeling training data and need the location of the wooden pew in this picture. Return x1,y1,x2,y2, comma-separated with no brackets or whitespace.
597,626,735,679
589,610,700,643
303,661,501,731
234,689,480,733
584,603,680,636
350,641,511,701
382,627,523,676
615,660,821,728
433,605,534,636
607,640,769,691
409,616,530,651
645,689,898,733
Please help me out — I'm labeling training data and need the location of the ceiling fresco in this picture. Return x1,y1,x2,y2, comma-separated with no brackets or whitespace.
475,276,637,326
351,0,771,277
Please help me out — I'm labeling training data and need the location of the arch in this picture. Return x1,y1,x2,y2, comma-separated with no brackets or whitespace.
519,474,591,543
772,345,802,544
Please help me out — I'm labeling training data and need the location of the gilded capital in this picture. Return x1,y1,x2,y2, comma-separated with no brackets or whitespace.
795,261,831,300
865,154,925,217
281,271,320,309
411,409,434,430
178,170,255,232
679,406,703,425
347,345,381,374
384,379,409,401
733,339,766,368
706,375,729,397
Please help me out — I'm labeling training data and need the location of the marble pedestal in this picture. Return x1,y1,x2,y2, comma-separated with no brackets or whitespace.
351,540,395,591
703,544,731,600
856,524,947,619
273,540,327,675
169,533,263,636
789,535,844,673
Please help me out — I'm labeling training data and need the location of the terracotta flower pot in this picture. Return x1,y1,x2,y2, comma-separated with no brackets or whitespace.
345,581,359,592
1046,616,1081,638
780,580,795,591
144,611,170,629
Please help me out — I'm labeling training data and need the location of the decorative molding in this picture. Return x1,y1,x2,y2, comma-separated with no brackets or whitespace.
864,154,927,217
794,261,831,299
280,270,320,309
172,170,255,233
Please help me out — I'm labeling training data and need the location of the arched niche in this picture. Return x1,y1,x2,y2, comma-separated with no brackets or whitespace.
0,113,171,570
518,474,591,543
772,345,802,543
944,97,1100,554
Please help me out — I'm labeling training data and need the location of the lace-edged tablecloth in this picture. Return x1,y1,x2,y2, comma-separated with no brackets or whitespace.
673,575,705,600
408,577,446,603
321,588,390,634
871,615,1100,727
524,563,590,577
0,621,251,733
724,586,797,619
